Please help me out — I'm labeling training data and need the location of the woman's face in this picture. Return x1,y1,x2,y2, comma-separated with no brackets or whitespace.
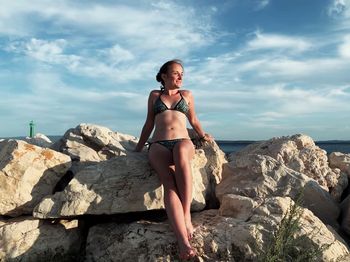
162,63,183,89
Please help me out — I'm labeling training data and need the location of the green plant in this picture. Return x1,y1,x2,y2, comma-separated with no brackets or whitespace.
258,192,330,262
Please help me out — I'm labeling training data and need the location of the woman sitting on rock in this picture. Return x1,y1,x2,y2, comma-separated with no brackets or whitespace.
134,59,212,260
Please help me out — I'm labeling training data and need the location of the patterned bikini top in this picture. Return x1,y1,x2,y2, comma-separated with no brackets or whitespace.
153,91,189,116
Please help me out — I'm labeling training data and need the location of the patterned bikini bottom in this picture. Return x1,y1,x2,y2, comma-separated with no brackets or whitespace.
148,138,190,152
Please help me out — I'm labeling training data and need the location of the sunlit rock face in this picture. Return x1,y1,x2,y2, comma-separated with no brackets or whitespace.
329,152,350,177
50,123,141,175
85,197,350,261
1,128,350,261
33,140,226,218
0,139,71,217
51,123,139,161
0,217,82,261
227,134,347,200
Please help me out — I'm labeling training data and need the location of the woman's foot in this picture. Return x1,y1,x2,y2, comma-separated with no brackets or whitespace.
179,243,196,260
185,215,195,240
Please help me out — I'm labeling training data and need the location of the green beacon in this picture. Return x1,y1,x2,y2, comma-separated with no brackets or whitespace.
29,120,35,138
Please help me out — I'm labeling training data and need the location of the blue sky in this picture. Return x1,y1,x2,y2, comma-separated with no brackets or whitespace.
0,0,349,140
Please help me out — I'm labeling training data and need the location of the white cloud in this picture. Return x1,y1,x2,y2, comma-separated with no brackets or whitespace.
255,0,270,11
1,1,349,140
2,1,216,83
106,45,135,65
24,38,80,65
27,72,141,103
6,38,155,83
247,32,312,53
328,0,348,16
235,56,350,84
0,70,148,136
338,35,350,57
328,0,350,30
0,1,214,51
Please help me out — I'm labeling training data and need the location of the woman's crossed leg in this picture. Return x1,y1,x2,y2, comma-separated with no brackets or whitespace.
172,139,195,240
148,142,196,260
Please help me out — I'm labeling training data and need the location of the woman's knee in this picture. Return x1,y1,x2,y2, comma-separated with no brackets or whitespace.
162,175,177,190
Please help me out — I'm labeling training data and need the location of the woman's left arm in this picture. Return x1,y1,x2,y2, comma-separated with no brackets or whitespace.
185,90,212,141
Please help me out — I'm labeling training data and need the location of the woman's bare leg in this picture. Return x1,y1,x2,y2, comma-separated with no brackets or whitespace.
148,143,195,259
173,140,196,240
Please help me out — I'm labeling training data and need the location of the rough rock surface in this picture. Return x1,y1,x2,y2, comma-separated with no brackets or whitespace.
2,129,350,261
218,149,341,229
0,217,82,261
219,194,259,220
25,133,53,148
51,123,139,162
303,180,340,228
85,197,349,262
216,154,311,201
50,123,141,175
329,152,350,176
228,134,345,199
0,140,71,217
341,195,350,236
34,141,226,218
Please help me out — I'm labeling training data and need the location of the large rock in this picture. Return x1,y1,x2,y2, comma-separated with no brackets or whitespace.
52,123,139,162
33,141,226,218
229,134,346,200
217,153,342,228
341,195,350,236
0,216,82,261
251,197,349,261
216,154,311,201
85,197,349,261
219,194,259,220
0,140,71,217
329,152,350,176
51,124,141,175
303,180,341,228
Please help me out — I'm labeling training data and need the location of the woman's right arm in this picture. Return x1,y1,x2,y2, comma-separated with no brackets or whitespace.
134,92,155,152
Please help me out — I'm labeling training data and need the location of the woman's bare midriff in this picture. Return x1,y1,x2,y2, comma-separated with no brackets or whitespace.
152,111,190,141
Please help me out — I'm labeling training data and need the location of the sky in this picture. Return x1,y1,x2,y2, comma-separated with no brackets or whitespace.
0,0,349,141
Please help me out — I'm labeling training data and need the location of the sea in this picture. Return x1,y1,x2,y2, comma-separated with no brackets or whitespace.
1,136,350,155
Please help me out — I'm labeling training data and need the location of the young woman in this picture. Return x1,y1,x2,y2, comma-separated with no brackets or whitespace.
134,59,212,260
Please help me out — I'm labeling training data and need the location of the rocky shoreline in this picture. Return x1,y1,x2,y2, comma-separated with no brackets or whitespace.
1,123,350,261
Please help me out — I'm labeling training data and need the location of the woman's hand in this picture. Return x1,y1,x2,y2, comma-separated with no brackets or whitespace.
200,133,214,142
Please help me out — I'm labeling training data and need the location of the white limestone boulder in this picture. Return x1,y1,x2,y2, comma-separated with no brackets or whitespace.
0,140,71,217
329,152,350,177
0,216,82,261
51,123,139,162
229,134,346,200
217,154,341,228
50,123,141,175
302,180,341,228
219,194,259,220
33,141,226,218
84,197,349,261
251,197,349,261
216,154,311,201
